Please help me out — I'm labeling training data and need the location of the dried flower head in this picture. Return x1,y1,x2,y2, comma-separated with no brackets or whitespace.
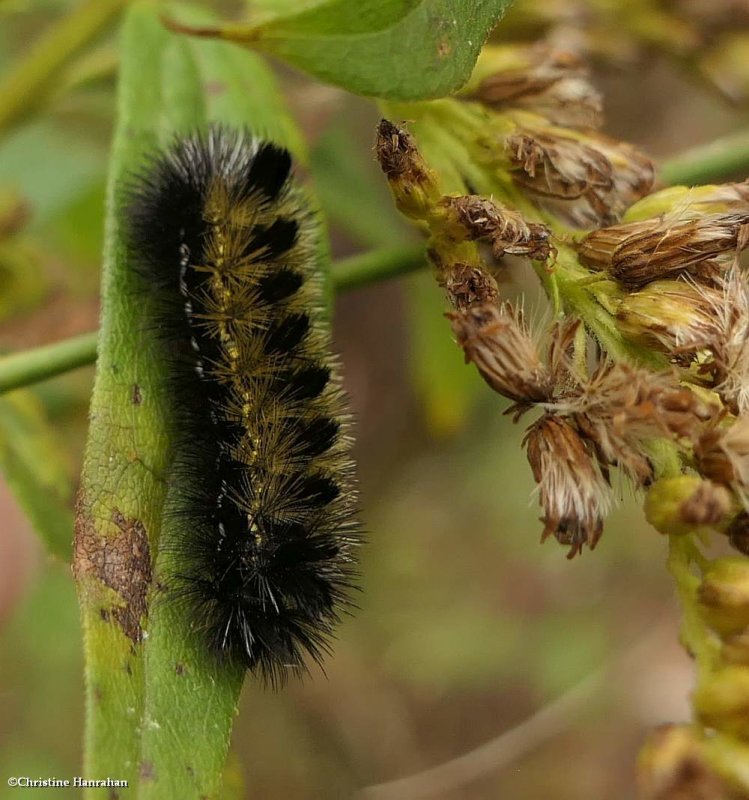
439,262,500,310
506,126,654,227
524,414,612,557
577,213,749,289
696,415,749,502
448,301,552,404
556,362,710,486
468,46,603,128
440,194,553,261
683,268,749,414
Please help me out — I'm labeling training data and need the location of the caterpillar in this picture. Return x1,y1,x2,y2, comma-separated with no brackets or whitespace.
124,126,359,685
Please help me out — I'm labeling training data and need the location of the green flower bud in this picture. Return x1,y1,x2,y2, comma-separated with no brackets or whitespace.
698,557,749,637
694,666,749,740
645,477,732,537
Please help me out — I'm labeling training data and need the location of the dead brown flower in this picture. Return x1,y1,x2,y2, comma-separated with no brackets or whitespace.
441,194,554,261
524,414,611,557
696,415,749,503
558,362,710,486
440,262,500,310
469,47,603,128
506,127,654,227
448,302,552,404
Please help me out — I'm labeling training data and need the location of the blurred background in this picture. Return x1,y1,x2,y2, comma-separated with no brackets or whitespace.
2,1,749,798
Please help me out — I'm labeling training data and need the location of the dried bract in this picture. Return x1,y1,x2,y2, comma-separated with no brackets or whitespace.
696,416,749,502
524,414,611,557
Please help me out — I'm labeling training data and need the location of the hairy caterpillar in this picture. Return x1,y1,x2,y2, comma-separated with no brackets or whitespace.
124,127,359,684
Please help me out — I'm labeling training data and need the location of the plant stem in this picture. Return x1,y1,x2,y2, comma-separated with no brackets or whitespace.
0,0,128,136
661,130,749,186
0,246,426,395
0,331,98,395
333,244,425,290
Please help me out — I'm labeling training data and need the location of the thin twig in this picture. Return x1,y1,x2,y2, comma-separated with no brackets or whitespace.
661,130,749,186
357,615,674,800
0,331,98,395
0,246,426,395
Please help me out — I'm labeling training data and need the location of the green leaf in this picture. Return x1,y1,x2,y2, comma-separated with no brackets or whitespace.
167,0,512,100
0,390,74,560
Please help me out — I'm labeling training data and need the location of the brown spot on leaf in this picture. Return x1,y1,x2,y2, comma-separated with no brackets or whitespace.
74,495,152,643
175,663,186,676
140,761,155,781
437,39,451,58
131,384,142,405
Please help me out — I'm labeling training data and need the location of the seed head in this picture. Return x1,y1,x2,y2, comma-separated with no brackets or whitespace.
556,362,710,486
524,414,612,557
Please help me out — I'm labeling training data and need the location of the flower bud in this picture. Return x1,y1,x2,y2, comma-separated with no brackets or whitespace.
645,476,733,536
375,119,442,220
578,214,749,289
721,628,749,665
616,280,721,355
694,665,749,740
465,45,603,128
697,557,749,637
623,181,749,223
637,724,722,800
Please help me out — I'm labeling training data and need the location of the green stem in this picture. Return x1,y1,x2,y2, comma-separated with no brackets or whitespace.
0,331,98,394
0,0,128,136
661,130,749,186
0,246,426,395
333,244,425,290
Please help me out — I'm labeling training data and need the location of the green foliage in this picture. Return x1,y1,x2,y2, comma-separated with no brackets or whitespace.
169,0,511,100
0,391,73,560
